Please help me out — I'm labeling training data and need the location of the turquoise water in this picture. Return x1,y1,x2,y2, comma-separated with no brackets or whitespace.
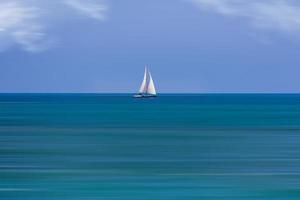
1,94,300,199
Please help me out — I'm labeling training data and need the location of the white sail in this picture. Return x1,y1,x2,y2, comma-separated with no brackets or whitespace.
134,66,157,97
139,67,147,93
147,71,156,95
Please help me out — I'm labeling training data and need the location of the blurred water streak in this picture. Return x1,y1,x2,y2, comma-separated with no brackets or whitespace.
1,94,300,200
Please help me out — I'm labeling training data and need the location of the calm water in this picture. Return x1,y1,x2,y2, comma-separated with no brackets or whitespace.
1,94,300,200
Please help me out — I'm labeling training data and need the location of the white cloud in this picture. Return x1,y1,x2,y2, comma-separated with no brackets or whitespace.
0,2,51,52
0,0,108,53
64,0,107,21
12,26,55,52
188,0,300,33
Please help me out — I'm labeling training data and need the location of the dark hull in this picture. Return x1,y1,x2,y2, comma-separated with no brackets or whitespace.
133,94,157,98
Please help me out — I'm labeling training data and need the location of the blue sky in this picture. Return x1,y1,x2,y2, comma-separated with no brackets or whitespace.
1,0,300,93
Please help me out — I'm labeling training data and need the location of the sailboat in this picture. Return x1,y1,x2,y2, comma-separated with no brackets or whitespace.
133,66,157,98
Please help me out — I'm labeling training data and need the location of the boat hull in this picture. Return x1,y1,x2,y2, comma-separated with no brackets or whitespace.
133,94,157,98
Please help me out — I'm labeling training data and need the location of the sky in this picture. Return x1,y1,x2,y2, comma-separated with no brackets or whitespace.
1,0,300,93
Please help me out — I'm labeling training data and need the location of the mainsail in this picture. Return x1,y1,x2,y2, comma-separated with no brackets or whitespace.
137,66,157,96
139,67,148,93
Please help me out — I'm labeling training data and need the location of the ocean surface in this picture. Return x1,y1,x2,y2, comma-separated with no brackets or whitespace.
1,94,300,200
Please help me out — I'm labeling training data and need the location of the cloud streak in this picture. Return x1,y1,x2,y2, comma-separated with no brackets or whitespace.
0,0,108,53
0,2,51,52
188,0,300,34
64,0,107,21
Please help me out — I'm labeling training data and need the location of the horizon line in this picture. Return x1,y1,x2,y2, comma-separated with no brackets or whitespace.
1,92,300,94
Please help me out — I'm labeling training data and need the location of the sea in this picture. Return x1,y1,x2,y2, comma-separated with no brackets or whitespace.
1,94,300,200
